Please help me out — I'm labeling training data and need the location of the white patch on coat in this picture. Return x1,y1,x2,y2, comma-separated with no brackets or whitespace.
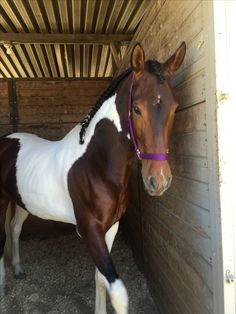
8,94,121,224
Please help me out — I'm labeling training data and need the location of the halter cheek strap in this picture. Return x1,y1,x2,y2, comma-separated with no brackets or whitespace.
127,73,168,161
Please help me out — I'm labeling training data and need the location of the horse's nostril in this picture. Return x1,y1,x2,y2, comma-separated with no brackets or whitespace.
149,176,158,190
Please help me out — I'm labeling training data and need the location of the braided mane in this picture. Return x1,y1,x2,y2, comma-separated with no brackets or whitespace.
79,60,165,144
79,69,131,144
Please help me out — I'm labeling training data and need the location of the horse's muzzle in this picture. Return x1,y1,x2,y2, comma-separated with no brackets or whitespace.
141,160,172,196
143,174,172,196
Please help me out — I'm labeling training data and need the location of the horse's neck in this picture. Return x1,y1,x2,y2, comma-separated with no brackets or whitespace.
62,91,132,174
65,93,127,146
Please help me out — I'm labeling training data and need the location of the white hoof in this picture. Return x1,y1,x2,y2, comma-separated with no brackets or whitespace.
13,264,26,279
0,257,6,296
109,279,128,314
0,284,7,296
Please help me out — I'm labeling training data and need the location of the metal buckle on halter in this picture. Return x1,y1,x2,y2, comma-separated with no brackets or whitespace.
136,149,142,160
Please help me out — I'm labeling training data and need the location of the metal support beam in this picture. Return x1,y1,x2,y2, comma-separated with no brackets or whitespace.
0,33,132,45
110,43,120,68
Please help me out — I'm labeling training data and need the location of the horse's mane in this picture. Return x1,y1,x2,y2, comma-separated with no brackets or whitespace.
79,68,131,144
79,60,165,144
146,60,165,83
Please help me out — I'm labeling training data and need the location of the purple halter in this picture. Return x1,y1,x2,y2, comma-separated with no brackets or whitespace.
127,73,168,161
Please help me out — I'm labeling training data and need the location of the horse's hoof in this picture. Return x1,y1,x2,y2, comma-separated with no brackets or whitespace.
0,285,7,296
14,271,26,280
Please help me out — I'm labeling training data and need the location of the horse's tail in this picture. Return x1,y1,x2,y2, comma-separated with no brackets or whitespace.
4,203,12,261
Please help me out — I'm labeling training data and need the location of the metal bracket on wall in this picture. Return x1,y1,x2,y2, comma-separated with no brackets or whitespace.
8,81,19,132
225,269,235,283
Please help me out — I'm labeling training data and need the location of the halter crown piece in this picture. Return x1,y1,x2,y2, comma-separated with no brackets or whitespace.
127,73,168,161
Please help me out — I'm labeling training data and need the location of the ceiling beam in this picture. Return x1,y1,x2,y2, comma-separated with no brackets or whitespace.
110,43,120,68
0,33,132,45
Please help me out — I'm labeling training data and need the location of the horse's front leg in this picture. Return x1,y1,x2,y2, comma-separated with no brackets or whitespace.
83,220,128,314
95,221,119,314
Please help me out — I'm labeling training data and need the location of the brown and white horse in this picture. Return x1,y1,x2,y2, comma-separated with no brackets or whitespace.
0,43,186,314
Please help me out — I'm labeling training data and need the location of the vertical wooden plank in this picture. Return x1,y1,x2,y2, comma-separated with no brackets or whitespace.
8,81,18,132
204,1,236,314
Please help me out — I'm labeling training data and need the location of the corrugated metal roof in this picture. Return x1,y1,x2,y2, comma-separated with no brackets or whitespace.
0,0,153,79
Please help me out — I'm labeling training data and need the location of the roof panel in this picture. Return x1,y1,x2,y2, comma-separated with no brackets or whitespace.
72,0,82,32
24,44,43,77
0,0,155,78
0,60,11,77
94,0,110,33
1,0,25,32
12,0,35,32
54,44,65,77
43,0,58,33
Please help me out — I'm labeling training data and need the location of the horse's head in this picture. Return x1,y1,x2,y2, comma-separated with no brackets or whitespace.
129,42,186,196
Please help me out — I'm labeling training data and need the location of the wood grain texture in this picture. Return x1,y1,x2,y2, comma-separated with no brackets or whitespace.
121,1,214,313
0,79,110,139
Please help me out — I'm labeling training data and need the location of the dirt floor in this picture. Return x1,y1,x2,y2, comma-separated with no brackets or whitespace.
0,231,157,314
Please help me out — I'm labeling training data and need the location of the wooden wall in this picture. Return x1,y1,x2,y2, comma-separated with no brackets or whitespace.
0,81,12,135
0,79,110,139
121,1,214,313
0,79,110,237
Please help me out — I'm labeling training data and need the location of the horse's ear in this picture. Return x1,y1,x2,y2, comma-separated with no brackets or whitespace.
131,44,145,74
163,42,186,79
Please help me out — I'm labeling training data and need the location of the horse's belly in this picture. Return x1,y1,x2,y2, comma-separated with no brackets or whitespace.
10,132,78,225
15,156,77,224
21,190,76,224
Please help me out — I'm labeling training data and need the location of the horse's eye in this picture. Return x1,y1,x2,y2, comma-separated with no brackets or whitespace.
133,106,141,116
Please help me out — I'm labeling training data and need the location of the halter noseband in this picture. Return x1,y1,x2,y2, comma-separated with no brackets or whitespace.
127,73,168,161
